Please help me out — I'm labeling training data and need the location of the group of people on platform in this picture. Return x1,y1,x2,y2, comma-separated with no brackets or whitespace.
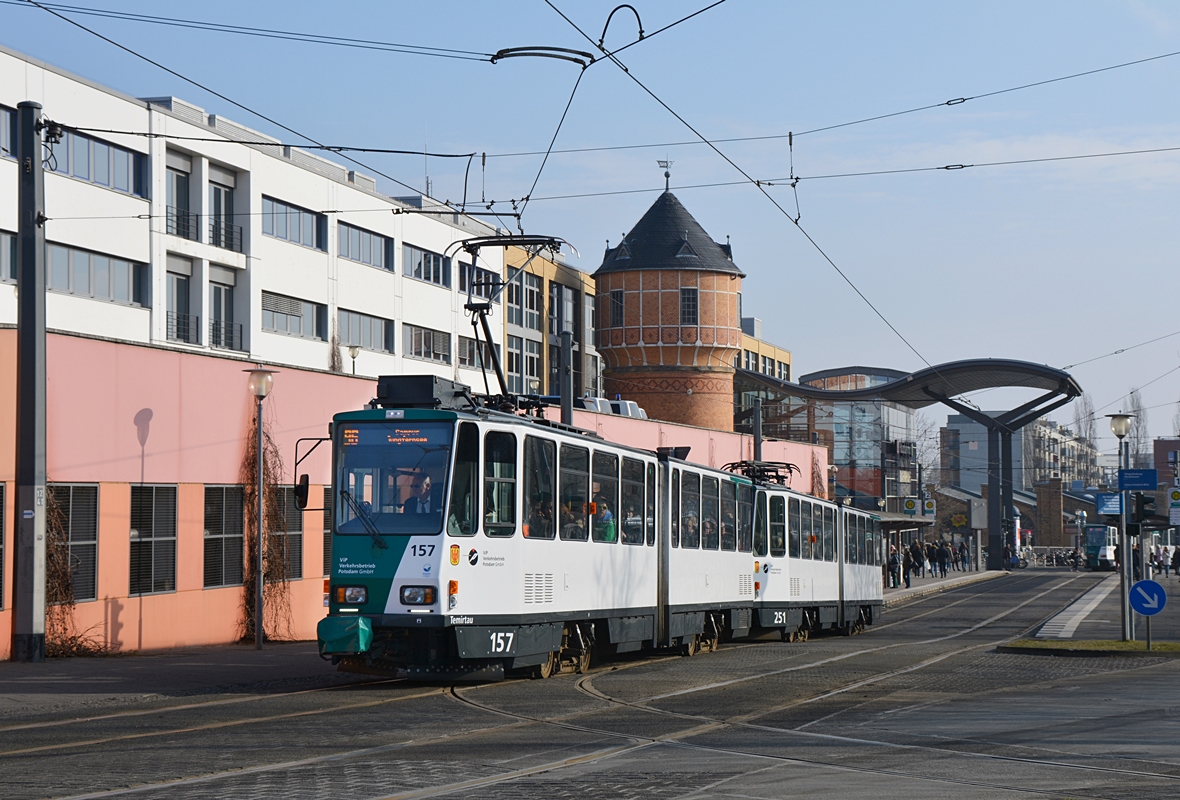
886,540,971,589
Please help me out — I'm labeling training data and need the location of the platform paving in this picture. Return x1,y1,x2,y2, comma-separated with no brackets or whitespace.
1036,568,1180,643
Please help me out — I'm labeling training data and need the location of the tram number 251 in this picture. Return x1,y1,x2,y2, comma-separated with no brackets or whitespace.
771,611,790,625
489,632,515,653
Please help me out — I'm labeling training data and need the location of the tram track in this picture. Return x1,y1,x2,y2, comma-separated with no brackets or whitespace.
34,574,1173,800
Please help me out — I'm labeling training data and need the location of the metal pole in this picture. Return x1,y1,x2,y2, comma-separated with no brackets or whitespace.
256,396,264,650
987,427,1002,569
560,330,573,425
753,397,763,461
12,102,47,663
1119,439,1131,642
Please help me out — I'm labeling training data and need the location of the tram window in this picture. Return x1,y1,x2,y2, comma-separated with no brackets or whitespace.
483,431,516,537
769,495,786,558
754,491,768,557
646,463,657,547
720,480,737,551
592,451,619,543
823,507,835,562
523,436,556,539
337,421,453,536
788,498,801,558
447,422,479,536
857,516,866,564
873,520,882,565
559,444,589,541
701,476,720,550
620,458,646,545
681,471,700,548
671,469,681,547
812,505,825,560
800,501,812,559
843,512,854,564
737,484,754,553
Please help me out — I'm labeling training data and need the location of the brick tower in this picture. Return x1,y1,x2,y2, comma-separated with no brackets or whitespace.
594,191,744,431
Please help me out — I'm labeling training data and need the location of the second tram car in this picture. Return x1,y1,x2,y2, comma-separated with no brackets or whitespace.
315,377,884,679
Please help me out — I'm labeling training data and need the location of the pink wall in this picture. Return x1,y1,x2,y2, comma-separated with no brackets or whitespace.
0,331,373,656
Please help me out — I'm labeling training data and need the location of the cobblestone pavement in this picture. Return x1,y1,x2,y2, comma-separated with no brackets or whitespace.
5,572,1180,799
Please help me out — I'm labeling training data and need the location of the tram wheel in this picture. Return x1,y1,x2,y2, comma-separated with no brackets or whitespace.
682,634,700,656
533,651,557,679
575,646,592,674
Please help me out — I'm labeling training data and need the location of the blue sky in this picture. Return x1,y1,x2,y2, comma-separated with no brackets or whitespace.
4,0,1180,451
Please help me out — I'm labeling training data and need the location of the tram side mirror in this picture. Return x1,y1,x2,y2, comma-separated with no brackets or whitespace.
294,474,310,510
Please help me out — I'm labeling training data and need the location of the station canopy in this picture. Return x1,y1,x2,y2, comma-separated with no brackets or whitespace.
748,358,1081,410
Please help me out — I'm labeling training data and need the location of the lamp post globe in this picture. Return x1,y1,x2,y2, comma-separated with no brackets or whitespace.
1107,412,1132,440
246,368,274,399
347,345,360,375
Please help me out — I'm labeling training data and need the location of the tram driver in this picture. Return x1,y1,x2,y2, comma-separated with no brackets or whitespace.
401,472,435,514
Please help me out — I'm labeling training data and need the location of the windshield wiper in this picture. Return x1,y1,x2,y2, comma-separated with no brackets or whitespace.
339,489,388,549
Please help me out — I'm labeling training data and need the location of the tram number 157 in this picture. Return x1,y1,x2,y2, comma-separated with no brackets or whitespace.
410,544,435,557
489,632,515,653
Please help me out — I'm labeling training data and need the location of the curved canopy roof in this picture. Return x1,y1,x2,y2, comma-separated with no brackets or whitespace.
741,358,1082,409
595,191,744,277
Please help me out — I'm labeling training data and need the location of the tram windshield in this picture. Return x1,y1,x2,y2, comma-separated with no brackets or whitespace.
335,421,454,535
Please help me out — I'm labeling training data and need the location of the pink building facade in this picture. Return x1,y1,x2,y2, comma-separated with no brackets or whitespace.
0,331,828,657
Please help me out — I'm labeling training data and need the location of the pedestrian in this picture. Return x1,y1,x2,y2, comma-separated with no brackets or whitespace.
1132,544,1141,582
909,542,924,578
888,546,901,588
937,541,950,578
1171,547,1180,579
902,547,914,588
960,541,970,571
925,541,938,578
1002,543,1012,571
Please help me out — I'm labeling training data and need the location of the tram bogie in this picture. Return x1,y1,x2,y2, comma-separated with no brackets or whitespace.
315,376,884,680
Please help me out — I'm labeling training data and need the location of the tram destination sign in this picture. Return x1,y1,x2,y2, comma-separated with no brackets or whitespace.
1119,469,1158,491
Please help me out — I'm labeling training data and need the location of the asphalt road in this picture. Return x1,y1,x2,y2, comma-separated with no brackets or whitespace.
4,571,1180,800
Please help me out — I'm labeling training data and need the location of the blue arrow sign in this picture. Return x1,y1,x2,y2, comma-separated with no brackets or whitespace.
1129,579,1167,617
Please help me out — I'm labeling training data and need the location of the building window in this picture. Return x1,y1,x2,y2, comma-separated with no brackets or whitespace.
209,271,241,351
744,350,756,371
680,287,698,325
778,361,790,381
1,230,15,282
525,339,542,392
459,263,500,301
165,163,197,241
506,273,523,326
0,105,15,159
762,355,774,375
524,273,543,330
405,323,451,364
47,484,98,603
204,486,244,588
403,243,450,287
339,222,391,269
130,485,177,595
209,181,242,252
261,196,326,250
262,291,326,340
506,335,523,393
549,282,575,336
46,131,145,196
458,335,495,369
278,487,304,580
609,290,624,328
340,309,394,352
47,243,147,306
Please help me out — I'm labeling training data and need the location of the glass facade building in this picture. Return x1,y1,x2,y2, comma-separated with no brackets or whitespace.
734,367,920,512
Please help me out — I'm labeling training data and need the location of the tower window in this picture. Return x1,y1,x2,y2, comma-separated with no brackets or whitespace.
609,290,624,327
680,288,698,326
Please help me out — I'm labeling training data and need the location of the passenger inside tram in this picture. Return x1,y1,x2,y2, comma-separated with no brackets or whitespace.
592,494,617,542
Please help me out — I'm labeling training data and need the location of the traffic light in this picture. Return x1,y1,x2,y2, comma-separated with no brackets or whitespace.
1132,492,1156,522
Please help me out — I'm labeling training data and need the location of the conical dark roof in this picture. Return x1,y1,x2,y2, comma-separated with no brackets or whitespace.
594,191,744,277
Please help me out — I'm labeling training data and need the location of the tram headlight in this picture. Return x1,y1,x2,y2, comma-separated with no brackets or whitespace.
334,586,367,605
401,585,436,606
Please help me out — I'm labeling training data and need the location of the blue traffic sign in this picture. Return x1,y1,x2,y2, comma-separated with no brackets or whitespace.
1096,493,1122,515
1119,469,1158,491
1129,579,1167,617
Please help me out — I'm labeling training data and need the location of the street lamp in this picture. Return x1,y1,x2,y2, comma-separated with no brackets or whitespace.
348,345,360,375
245,367,276,650
1108,412,1134,641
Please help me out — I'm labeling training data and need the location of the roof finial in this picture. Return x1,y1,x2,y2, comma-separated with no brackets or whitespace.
657,158,673,192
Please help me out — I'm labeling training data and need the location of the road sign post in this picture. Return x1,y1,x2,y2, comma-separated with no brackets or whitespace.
1129,579,1166,651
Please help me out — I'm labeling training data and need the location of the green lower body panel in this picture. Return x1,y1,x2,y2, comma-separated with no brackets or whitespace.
318,615,373,656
